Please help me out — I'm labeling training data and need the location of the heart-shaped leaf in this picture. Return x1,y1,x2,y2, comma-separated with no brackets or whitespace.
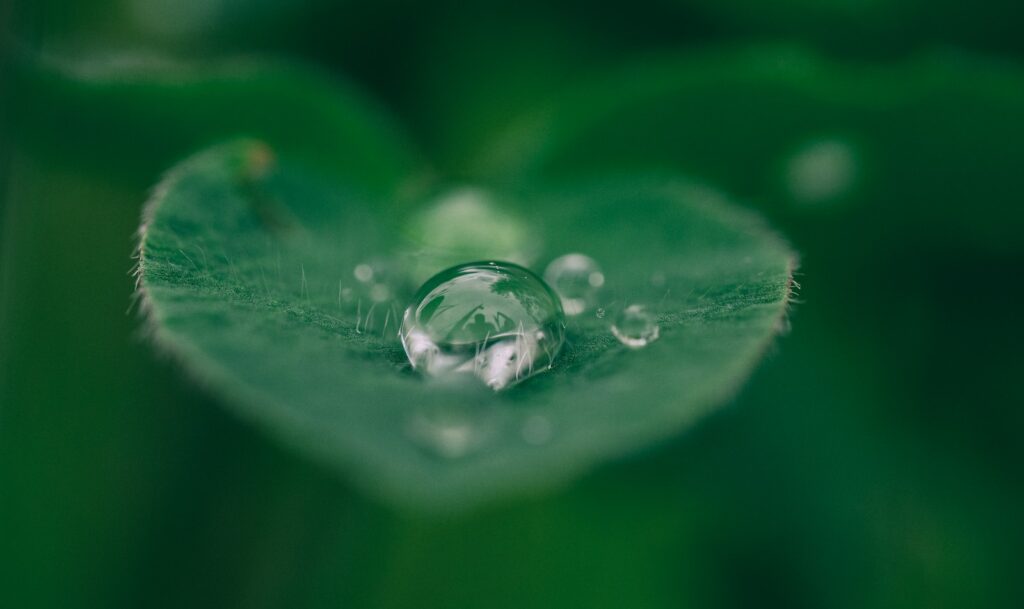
137,139,795,509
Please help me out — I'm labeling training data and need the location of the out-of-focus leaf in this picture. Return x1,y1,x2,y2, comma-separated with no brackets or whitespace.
477,45,1024,253
136,139,795,509
677,0,1024,55
6,53,421,191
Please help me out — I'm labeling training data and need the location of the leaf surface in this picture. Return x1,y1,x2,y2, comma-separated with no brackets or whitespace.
138,140,795,508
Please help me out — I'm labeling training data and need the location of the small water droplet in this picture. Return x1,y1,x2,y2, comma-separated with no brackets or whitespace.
544,253,604,316
400,261,566,391
354,263,375,283
596,308,606,319
351,260,403,303
521,414,553,445
611,304,660,348
370,283,391,302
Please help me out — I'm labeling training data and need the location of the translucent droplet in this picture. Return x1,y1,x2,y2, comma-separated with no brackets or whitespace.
353,263,375,283
544,253,604,316
342,260,406,337
369,283,391,302
351,260,403,304
611,304,660,348
595,308,606,319
400,261,566,391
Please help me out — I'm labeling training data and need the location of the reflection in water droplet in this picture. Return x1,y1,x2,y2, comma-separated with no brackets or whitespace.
521,415,553,445
611,304,660,348
785,137,857,205
400,261,566,391
544,253,604,316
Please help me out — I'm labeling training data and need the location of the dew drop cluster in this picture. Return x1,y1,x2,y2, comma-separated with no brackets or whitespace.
399,257,663,395
393,196,664,398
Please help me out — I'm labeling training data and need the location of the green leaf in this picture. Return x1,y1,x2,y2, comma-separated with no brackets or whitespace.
6,52,421,192
137,139,794,509
681,0,1024,55
475,45,1024,253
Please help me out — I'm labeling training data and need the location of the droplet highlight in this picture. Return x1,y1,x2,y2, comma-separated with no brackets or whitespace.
611,304,660,348
353,263,375,283
544,253,604,316
400,261,566,391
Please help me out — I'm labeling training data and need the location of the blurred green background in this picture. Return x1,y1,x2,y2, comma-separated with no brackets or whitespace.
2,1,1023,608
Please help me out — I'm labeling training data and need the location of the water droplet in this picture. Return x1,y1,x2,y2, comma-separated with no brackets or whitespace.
785,137,857,205
400,261,566,391
370,283,391,302
611,304,660,348
354,263,375,283
596,308,606,319
544,253,604,316
350,260,403,304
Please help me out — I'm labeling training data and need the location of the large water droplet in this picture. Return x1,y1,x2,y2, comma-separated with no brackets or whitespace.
544,253,604,316
400,261,566,391
611,304,660,348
